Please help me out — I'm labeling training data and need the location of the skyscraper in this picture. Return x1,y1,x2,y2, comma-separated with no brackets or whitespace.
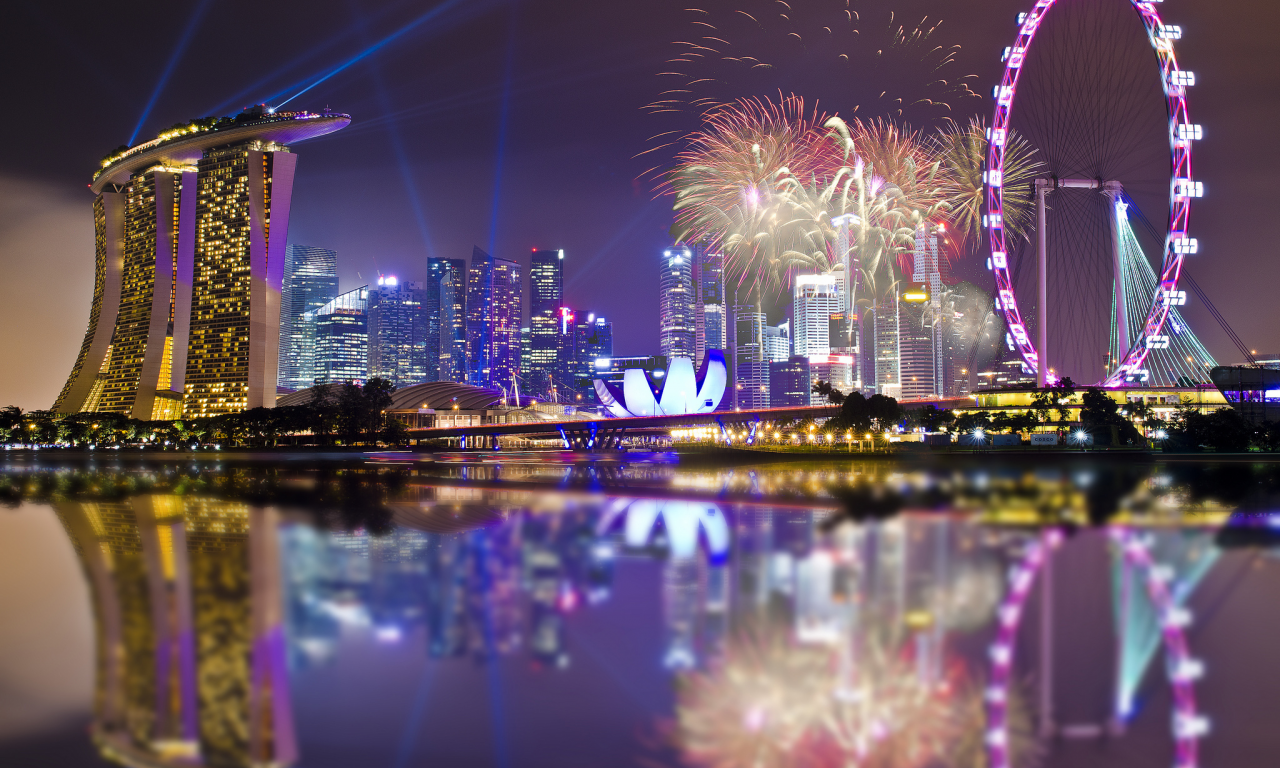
279,244,339,391
911,224,945,398
466,247,522,393
368,276,429,388
770,356,811,407
311,286,369,385
426,258,466,383
732,304,768,410
694,246,726,363
572,313,613,401
793,273,844,358
529,249,564,392
764,322,791,362
53,106,351,417
659,245,696,360
873,289,901,398
898,283,937,400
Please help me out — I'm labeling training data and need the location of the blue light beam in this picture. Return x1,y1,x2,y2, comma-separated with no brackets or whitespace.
351,0,437,259
274,0,479,110
129,0,216,145
206,0,418,117
486,0,520,256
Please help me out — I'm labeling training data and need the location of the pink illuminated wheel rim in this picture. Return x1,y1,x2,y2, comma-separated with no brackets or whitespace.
984,0,1195,386
985,529,1205,768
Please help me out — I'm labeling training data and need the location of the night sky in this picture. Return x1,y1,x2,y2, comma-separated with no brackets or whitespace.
1,0,1278,409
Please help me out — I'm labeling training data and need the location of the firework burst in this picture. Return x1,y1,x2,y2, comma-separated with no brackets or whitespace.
646,0,980,132
666,95,831,298
933,118,1045,248
667,99,951,308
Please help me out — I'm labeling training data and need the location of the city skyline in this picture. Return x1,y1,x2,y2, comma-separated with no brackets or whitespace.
2,0,1279,410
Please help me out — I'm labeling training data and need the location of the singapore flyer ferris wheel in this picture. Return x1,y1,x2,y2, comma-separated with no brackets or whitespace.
983,0,1206,388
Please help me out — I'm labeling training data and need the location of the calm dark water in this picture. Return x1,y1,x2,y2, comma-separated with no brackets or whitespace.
2,450,1279,768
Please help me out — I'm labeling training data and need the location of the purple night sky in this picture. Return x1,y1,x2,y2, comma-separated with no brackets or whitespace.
1,0,1279,408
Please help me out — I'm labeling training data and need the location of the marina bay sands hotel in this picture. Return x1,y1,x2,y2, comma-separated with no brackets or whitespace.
53,106,350,419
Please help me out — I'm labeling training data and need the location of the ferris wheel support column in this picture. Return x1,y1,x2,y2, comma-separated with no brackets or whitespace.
1035,179,1052,388
1103,180,1130,359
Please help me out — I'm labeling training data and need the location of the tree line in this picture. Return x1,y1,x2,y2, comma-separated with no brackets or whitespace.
0,379,409,449
811,378,1280,451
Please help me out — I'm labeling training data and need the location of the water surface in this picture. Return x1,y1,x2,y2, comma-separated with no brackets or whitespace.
2,451,1278,768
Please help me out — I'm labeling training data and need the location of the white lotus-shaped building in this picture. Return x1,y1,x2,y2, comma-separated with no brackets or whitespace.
593,351,727,418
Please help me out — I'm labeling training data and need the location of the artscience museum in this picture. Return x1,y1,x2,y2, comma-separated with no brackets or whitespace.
593,351,727,418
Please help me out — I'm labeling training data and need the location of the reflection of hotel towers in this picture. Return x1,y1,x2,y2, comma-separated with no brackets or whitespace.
54,497,296,767
55,110,350,418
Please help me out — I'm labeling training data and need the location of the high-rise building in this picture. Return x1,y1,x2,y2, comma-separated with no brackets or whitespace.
466,247,522,393
520,327,532,383
53,106,351,417
793,273,844,358
368,276,429,388
898,283,937,400
732,304,768,410
694,246,726,362
873,289,901,398
278,244,339,391
912,224,946,398
529,248,565,390
770,356,811,407
426,258,467,383
659,245,696,360
571,313,613,401
940,313,971,398
311,286,369,385
764,322,791,362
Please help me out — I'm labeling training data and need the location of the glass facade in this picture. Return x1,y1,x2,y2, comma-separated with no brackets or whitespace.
660,246,696,360
466,247,522,393
769,356,811,407
793,273,843,358
899,283,937,401
278,244,338,390
572,314,614,401
426,258,467,383
311,286,369,385
694,246,725,363
529,249,564,391
368,277,430,388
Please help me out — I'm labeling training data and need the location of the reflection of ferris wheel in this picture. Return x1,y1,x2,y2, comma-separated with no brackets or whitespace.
984,0,1205,387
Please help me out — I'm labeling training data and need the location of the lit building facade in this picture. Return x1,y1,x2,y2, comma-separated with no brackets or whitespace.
368,277,429,388
898,283,937,400
764,322,791,362
659,245,696,360
694,246,726,362
731,303,767,409
466,247,522,393
529,249,565,391
793,273,843,358
311,286,369,385
426,257,467,383
278,244,338,391
872,290,901,398
770,356,811,407
571,313,614,401
53,106,351,417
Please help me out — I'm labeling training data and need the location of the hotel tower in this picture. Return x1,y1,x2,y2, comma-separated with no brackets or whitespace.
53,105,350,418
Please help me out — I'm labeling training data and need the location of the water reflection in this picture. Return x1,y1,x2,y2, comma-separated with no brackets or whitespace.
6,457,1278,767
